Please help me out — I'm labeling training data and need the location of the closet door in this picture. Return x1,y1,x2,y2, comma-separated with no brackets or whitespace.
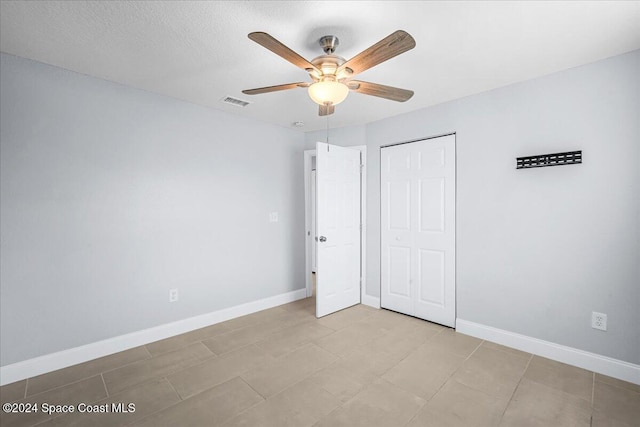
381,143,414,315
381,135,456,327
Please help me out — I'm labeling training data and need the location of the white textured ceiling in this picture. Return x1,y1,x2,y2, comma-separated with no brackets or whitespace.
1,1,639,132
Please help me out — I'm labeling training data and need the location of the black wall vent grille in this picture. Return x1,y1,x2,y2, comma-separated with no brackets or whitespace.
516,151,582,169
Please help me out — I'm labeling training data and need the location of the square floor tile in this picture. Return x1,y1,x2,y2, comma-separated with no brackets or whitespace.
499,378,592,427
167,343,272,399
523,356,593,403
452,345,530,398
313,379,425,427
224,377,340,427
593,379,640,425
242,343,336,398
103,343,212,395
382,344,467,400
255,322,334,358
406,380,510,427
130,377,262,427
314,321,388,357
202,317,288,355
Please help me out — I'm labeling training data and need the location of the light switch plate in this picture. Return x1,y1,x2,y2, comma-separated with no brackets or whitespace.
269,212,278,222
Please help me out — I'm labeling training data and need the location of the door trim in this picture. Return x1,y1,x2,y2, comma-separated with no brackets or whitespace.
304,150,314,298
304,146,367,304
380,131,456,149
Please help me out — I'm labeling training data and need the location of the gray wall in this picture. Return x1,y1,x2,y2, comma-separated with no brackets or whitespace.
2,49,638,368
305,124,367,148
0,53,307,366
357,50,639,364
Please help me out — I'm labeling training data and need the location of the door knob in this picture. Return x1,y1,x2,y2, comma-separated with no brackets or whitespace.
319,236,327,242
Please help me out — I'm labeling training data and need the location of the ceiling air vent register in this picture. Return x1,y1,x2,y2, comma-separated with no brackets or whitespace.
221,96,251,107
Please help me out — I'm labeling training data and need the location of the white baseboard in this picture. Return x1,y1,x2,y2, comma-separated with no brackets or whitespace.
0,288,308,386
362,294,381,309
456,319,640,385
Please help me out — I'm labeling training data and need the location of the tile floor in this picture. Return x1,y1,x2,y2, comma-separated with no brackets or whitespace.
1,297,638,427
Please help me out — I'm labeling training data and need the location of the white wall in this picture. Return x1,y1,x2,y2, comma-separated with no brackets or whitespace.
335,51,640,364
304,124,367,148
0,53,307,366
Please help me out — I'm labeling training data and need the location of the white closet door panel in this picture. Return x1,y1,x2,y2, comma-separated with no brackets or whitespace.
413,135,456,326
381,135,456,327
381,144,413,313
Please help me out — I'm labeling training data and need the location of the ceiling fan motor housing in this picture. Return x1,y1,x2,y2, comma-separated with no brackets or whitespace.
310,54,348,78
312,36,353,79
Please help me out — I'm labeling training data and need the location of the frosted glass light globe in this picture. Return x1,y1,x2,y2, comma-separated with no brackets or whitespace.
308,80,349,106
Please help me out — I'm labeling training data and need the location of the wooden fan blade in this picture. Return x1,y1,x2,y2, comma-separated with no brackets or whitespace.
348,80,413,102
319,104,335,116
249,32,320,73
338,30,415,76
242,82,309,95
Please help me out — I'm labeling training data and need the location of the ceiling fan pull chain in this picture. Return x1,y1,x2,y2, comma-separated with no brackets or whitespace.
326,115,330,144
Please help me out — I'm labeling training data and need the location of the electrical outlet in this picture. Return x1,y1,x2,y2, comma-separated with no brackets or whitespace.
169,289,179,303
269,212,278,222
592,311,607,331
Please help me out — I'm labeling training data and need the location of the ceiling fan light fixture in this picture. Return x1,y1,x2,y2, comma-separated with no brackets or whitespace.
308,79,349,106
244,31,416,116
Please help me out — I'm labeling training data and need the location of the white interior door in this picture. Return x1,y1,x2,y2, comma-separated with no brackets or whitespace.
381,134,456,327
316,142,361,317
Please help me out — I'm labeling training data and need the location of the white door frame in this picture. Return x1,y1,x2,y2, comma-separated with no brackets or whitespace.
304,146,367,303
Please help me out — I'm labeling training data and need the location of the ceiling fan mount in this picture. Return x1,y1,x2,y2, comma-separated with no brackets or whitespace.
318,35,339,54
242,30,416,116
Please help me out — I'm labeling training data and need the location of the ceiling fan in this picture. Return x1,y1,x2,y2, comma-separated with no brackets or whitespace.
242,30,416,116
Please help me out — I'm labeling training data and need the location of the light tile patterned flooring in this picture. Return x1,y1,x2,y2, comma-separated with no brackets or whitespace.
1,297,638,427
